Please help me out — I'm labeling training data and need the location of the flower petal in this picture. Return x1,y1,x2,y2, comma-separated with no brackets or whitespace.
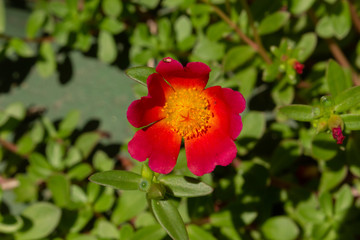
222,88,246,114
204,86,244,140
185,129,237,176
127,73,172,128
128,121,181,174
156,57,211,90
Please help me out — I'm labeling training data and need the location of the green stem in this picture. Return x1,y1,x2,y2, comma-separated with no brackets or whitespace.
200,0,272,64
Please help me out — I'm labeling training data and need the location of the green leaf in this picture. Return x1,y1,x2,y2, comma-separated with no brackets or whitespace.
17,134,35,155
270,140,301,175
102,0,122,17
66,0,78,12
92,218,120,239
159,175,213,197
31,121,44,144
125,66,156,86
67,163,93,181
278,104,317,121
89,170,142,190
334,184,353,215
58,110,80,138
272,80,294,106
10,38,34,57
289,0,315,15
258,11,290,35
93,150,115,171
5,102,26,120
98,30,117,64
193,37,225,61
74,132,100,159
187,225,216,240
261,216,299,240
15,202,61,240
93,187,115,212
64,147,82,168
111,191,147,224
326,59,351,97
341,114,360,130
26,10,46,38
334,86,360,112
41,116,58,138
223,46,256,71
14,175,38,202
296,32,317,62
319,161,347,192
319,192,333,218
0,215,23,234
151,199,188,240
28,153,53,178
316,16,334,38
0,0,5,34
69,206,93,233
119,224,134,240
312,132,338,161
46,140,65,170
328,0,351,39
37,42,56,78
130,225,166,240
47,174,71,207
100,18,125,34
175,15,192,42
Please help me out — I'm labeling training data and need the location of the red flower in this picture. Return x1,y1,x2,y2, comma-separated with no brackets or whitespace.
332,127,345,144
127,57,246,176
293,61,304,74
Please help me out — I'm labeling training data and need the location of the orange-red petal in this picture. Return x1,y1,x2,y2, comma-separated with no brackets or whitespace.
156,57,211,90
127,73,173,128
128,120,182,174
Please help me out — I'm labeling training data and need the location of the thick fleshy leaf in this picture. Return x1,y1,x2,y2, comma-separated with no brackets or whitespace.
125,66,156,86
58,110,80,138
312,132,338,161
15,202,61,240
341,114,360,130
159,175,213,197
26,10,46,38
328,0,351,40
89,170,142,190
319,192,333,218
278,104,317,121
261,216,299,240
97,30,117,64
334,86,360,112
296,32,317,62
0,215,23,234
258,12,290,35
151,199,188,240
36,42,56,78
316,16,334,38
289,0,315,15
326,60,351,97
223,46,255,71
47,174,71,207
102,0,122,17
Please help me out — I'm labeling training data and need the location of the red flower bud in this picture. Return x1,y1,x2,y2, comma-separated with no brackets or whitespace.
293,61,304,74
332,127,345,145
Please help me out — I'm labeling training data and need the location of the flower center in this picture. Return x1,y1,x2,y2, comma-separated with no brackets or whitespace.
162,88,213,140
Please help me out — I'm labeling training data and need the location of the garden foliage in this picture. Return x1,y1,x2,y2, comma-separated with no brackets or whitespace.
1,0,360,239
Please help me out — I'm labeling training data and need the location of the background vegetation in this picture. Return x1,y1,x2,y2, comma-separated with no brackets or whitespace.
1,0,360,239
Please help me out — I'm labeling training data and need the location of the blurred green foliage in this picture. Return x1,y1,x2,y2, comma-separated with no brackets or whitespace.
1,0,360,239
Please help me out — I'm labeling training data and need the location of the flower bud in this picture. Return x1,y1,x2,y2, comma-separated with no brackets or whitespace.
328,115,345,144
147,183,166,200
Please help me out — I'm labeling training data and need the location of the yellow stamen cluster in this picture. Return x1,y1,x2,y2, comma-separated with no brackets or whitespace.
162,88,213,140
